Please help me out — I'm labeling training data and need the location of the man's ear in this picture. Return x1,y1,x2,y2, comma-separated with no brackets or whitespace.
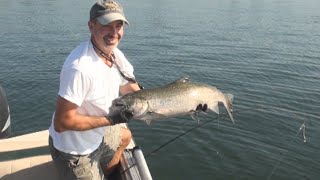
88,20,94,33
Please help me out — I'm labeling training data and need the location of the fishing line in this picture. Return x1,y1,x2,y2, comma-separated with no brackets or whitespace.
238,106,308,180
144,106,267,158
120,106,308,176
120,106,260,175
266,114,307,180
119,114,226,175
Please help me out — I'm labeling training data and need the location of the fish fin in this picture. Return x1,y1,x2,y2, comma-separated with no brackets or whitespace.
208,103,220,114
175,75,190,83
145,119,152,125
224,93,235,124
190,110,200,124
149,112,167,119
141,112,167,125
225,93,234,107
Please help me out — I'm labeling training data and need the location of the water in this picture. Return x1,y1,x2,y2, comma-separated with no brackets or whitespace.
0,0,319,179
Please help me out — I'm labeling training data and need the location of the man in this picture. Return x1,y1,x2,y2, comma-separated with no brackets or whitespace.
48,1,140,179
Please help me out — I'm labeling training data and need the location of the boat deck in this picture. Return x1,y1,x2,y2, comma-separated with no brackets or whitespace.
0,130,58,179
0,127,148,180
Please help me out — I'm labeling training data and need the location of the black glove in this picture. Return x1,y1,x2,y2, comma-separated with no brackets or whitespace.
196,104,208,112
106,108,133,125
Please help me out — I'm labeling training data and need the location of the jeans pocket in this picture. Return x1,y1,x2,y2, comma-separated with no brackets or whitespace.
72,161,93,180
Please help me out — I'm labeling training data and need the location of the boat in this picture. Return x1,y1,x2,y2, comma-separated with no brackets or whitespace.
0,85,152,180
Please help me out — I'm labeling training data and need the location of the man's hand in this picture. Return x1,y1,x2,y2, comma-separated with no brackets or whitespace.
196,104,208,112
106,107,133,125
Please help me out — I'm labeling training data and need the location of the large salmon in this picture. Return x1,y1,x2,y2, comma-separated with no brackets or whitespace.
109,76,234,124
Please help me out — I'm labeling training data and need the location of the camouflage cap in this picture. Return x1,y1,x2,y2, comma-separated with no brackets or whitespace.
90,0,129,25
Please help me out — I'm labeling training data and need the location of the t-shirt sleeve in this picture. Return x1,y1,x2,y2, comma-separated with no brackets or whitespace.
58,68,90,106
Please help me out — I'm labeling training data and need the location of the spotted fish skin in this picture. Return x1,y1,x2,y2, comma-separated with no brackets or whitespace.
109,76,234,124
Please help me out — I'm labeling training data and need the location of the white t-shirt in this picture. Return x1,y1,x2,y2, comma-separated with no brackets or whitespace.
49,39,134,155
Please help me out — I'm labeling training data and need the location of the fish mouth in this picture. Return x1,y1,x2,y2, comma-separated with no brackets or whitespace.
109,98,135,118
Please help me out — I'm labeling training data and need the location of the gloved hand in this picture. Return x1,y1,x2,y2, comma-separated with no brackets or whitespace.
106,108,133,125
196,104,208,112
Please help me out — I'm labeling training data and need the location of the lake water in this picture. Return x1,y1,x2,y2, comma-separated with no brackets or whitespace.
0,0,319,179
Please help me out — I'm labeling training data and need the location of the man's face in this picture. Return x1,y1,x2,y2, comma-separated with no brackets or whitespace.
89,20,124,51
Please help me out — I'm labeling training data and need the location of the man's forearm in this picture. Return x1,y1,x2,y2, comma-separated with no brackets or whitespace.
54,113,113,133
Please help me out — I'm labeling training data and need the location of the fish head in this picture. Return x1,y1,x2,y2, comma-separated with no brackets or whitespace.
109,96,149,119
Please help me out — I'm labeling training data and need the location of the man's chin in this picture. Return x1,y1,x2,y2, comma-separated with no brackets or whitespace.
104,40,119,47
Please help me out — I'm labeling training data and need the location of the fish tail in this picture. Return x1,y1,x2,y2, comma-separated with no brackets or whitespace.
224,93,235,124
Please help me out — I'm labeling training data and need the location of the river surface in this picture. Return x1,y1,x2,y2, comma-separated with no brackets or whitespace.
0,0,319,179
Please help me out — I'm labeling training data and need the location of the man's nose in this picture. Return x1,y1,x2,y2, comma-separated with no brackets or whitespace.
109,26,117,35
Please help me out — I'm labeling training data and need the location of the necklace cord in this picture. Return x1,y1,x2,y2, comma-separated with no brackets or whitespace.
90,40,144,89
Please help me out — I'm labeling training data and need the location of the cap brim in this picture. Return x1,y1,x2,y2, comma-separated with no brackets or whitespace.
97,13,129,25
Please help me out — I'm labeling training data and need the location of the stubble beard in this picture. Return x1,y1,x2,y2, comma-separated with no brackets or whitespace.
103,34,121,47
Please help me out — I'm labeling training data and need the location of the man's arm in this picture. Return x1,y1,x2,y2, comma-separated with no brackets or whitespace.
54,81,140,133
53,96,112,133
119,82,141,95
